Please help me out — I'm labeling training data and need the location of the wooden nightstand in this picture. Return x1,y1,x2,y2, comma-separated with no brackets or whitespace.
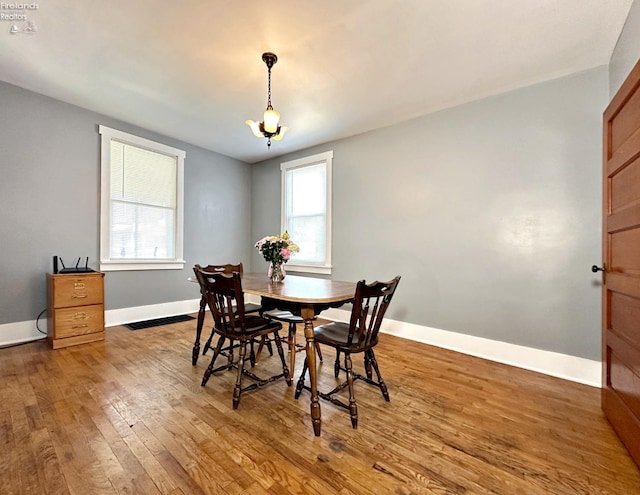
46,272,105,349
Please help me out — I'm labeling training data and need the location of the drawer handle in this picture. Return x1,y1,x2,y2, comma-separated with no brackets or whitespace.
72,324,89,329
72,294,88,299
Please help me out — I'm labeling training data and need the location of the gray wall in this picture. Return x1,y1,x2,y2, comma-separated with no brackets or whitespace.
0,81,252,325
2,54,624,361
252,67,608,361
610,0,640,96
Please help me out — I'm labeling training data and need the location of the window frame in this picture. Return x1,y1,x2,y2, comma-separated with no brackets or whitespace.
99,125,186,271
280,150,333,275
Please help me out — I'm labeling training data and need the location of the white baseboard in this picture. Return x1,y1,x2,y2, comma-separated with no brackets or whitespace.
0,318,48,346
2,299,602,387
0,299,202,348
319,307,602,388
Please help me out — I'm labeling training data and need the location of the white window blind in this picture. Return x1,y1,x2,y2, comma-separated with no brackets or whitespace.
110,141,177,260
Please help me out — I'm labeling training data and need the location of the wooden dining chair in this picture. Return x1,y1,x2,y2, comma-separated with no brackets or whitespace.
193,266,292,409
294,276,401,428
193,262,271,365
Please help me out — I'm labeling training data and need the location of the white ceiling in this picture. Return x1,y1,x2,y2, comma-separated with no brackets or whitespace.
0,1,633,163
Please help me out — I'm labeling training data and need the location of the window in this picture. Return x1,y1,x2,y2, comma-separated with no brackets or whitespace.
281,150,333,274
99,125,185,271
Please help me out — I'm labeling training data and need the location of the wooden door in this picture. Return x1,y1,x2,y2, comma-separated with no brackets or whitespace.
601,58,640,468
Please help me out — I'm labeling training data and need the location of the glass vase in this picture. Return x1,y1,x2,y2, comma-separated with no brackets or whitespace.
268,262,286,283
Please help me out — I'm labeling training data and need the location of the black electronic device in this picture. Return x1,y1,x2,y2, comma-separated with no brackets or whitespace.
54,256,96,274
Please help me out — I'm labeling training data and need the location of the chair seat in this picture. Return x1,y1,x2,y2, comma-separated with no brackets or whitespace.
264,310,304,323
314,322,378,351
229,315,281,337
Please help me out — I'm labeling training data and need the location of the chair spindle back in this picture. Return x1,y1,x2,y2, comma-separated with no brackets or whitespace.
348,276,401,347
193,265,247,334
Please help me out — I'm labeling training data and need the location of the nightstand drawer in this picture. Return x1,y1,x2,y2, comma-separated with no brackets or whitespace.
53,304,104,339
51,274,104,308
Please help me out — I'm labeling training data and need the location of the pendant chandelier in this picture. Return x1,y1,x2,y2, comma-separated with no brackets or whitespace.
246,52,288,148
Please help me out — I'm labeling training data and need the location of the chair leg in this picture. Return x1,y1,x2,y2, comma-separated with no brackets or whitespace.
232,341,249,409
226,339,235,365
364,351,372,380
193,295,206,365
344,352,358,429
287,323,297,376
249,339,256,367
294,357,308,399
367,349,390,401
273,331,292,386
334,349,341,378
255,336,266,363
256,306,273,355
254,336,275,364
202,336,226,386
203,328,215,355
315,342,323,362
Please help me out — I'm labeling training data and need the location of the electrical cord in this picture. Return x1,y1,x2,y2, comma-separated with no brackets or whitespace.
36,308,47,334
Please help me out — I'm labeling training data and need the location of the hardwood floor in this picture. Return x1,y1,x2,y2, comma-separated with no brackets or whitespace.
2,316,639,494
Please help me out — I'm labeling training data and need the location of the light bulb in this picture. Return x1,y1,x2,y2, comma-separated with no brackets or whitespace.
263,109,280,133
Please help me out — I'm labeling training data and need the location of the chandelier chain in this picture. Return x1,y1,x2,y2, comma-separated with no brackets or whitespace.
267,65,272,110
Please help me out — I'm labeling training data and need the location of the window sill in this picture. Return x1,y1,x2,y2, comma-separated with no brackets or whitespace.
285,264,332,275
100,260,186,271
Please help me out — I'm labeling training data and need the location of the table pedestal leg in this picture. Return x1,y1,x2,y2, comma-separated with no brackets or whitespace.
192,295,206,366
302,307,321,436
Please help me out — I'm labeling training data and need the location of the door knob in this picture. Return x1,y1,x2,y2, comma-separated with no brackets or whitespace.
591,265,605,273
